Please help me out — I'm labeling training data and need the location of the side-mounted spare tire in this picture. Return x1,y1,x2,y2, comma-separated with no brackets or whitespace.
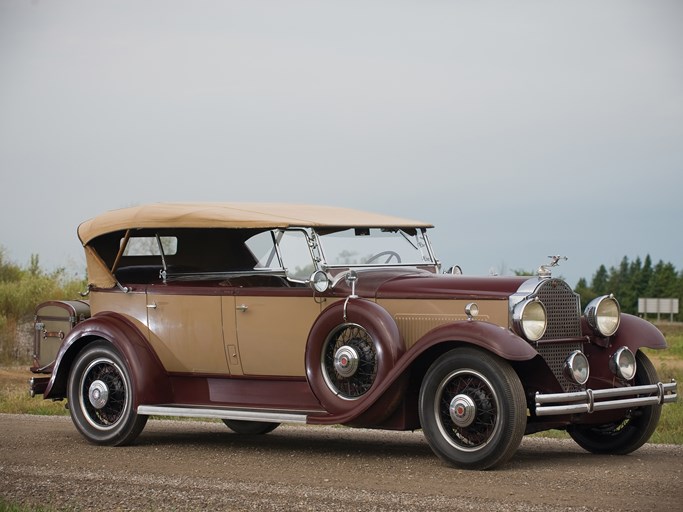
305,298,406,421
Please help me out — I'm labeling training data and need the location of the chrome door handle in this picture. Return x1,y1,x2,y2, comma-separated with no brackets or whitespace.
146,302,157,309
236,304,248,312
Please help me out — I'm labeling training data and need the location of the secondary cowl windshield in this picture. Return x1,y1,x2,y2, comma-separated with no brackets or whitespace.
316,228,435,268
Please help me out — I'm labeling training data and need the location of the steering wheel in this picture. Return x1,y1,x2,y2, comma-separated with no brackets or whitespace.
366,250,401,264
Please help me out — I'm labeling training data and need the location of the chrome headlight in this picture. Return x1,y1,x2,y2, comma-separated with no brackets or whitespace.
564,350,590,385
465,302,479,320
309,270,330,293
584,294,621,337
513,298,547,342
609,347,637,380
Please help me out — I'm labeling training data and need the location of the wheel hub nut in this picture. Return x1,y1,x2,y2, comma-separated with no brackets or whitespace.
88,380,110,409
334,345,360,378
449,394,476,427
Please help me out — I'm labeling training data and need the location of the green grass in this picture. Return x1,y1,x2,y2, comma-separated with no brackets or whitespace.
649,363,682,444
653,322,683,359
0,390,69,416
0,372,69,416
643,323,683,444
0,499,57,512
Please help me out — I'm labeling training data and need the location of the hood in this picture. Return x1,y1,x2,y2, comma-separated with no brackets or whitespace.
332,269,530,300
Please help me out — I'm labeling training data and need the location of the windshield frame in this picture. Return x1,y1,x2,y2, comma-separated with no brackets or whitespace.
312,227,438,271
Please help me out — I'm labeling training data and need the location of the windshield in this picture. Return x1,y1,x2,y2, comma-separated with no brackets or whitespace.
316,228,435,268
244,227,437,284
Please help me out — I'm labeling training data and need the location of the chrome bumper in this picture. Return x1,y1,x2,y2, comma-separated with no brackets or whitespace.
535,380,677,417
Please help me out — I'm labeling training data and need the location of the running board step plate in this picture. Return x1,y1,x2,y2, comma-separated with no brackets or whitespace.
137,404,310,424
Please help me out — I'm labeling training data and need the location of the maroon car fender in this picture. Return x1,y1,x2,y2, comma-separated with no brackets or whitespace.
582,313,667,386
44,312,171,407
306,298,406,419
415,320,539,361
606,313,667,351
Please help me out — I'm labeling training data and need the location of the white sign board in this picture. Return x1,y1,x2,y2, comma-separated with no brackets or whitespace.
638,298,679,319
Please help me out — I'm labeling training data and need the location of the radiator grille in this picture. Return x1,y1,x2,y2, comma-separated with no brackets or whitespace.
533,279,583,391
536,279,582,340
536,341,584,392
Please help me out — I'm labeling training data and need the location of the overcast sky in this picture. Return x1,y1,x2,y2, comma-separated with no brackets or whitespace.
1,0,681,287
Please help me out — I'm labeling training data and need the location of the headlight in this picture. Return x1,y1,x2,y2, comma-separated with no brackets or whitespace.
465,302,479,320
564,350,590,385
513,298,547,342
609,347,637,380
584,295,621,337
309,270,330,293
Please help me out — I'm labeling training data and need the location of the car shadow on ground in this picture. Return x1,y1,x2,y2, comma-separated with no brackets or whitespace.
136,422,432,458
127,420,603,471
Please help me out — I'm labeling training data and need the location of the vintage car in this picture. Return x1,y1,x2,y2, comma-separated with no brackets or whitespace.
30,203,677,470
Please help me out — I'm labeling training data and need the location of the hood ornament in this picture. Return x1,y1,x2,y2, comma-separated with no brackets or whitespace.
537,255,567,279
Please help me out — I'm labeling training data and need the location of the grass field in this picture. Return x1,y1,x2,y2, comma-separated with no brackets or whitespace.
1,322,681,444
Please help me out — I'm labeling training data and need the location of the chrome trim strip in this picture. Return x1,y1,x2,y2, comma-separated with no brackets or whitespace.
137,405,309,423
535,380,677,417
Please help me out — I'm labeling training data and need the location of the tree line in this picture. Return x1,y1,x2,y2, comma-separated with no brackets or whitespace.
574,255,681,321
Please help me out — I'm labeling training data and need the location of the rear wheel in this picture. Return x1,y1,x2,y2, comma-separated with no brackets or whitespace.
568,351,662,455
419,348,527,470
67,340,147,445
222,420,279,435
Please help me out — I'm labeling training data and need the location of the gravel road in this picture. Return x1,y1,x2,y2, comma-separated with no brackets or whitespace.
1,414,681,511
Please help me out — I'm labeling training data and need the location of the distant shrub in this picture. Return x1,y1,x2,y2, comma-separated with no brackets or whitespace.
0,248,86,364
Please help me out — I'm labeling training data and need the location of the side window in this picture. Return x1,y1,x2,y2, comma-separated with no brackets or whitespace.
246,231,280,269
245,230,314,280
123,236,178,256
278,231,314,280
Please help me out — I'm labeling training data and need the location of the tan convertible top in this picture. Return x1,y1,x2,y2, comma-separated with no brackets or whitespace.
79,203,432,289
78,202,432,245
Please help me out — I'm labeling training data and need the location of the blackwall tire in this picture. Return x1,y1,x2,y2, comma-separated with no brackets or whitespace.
306,299,405,417
568,351,662,455
67,340,147,446
419,347,526,470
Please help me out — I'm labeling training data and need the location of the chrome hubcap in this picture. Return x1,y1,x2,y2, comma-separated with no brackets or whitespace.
88,380,110,409
449,394,476,427
333,345,360,378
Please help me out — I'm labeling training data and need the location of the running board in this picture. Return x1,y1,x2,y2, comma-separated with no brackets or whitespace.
137,404,310,424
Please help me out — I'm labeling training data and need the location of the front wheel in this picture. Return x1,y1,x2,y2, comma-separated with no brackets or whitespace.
567,351,662,455
419,348,527,470
67,340,147,445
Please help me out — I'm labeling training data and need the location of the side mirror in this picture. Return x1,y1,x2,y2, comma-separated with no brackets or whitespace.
345,270,359,298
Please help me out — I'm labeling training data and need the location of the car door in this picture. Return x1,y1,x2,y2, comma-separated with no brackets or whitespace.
233,289,321,377
146,284,230,374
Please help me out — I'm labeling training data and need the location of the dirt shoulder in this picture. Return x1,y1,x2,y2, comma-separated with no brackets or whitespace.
1,414,682,512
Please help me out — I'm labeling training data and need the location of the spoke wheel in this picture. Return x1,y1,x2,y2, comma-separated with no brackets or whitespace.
419,348,526,470
222,420,280,435
568,351,662,455
67,341,147,445
322,324,377,399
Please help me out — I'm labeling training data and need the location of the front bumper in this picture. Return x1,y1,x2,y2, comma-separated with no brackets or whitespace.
535,380,677,416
